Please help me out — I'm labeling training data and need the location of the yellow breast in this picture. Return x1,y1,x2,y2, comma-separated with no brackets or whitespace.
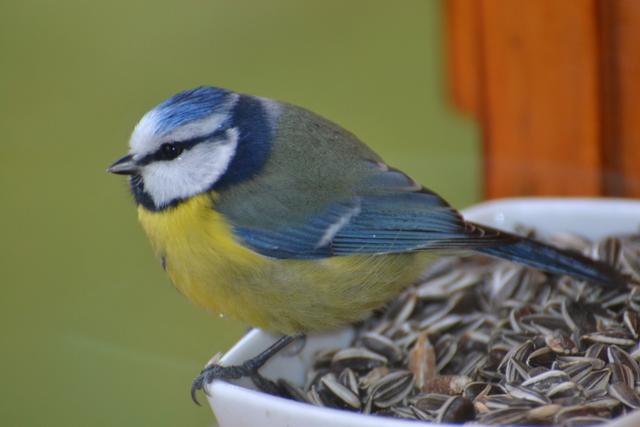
137,193,267,316
137,193,431,334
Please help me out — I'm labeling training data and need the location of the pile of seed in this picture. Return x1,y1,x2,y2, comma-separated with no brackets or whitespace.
277,231,640,426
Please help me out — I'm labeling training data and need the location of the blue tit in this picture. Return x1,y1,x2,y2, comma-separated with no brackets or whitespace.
109,86,626,399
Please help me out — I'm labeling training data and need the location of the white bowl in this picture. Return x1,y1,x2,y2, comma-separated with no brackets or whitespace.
207,198,640,427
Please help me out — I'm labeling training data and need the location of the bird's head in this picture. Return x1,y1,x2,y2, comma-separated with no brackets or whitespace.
109,87,277,211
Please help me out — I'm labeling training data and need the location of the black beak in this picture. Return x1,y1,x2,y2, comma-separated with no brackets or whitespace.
108,154,138,175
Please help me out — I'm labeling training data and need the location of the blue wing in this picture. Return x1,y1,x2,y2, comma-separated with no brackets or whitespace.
225,164,627,288
231,167,512,259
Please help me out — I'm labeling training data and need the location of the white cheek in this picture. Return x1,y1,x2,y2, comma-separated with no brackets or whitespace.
142,130,239,207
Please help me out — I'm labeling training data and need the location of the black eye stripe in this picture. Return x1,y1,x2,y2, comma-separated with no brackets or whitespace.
158,143,183,161
136,127,229,166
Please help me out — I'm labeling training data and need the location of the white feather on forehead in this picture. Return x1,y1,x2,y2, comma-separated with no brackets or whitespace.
128,93,240,157
141,128,239,208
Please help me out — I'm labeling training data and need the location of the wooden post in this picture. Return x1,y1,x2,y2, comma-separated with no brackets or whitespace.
445,0,481,117
446,0,640,199
599,0,640,197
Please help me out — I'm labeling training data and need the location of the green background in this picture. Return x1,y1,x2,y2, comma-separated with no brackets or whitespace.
0,0,478,425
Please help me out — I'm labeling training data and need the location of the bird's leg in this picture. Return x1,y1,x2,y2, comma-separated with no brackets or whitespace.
191,334,301,404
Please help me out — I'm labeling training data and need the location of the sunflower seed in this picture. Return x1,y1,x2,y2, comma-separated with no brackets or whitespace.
387,290,416,325
584,342,607,360
577,369,611,392
527,346,555,367
411,392,451,412
521,370,570,388
434,334,458,372
557,356,606,370
306,385,324,407
621,241,640,281
437,395,475,423
610,362,635,387
360,332,403,364
387,405,417,419
424,314,462,335
498,340,533,371
554,403,612,424
312,348,337,370
561,299,583,332
546,381,578,398
593,237,622,268
582,332,636,347
358,366,389,390
408,332,435,389
527,403,562,420
546,330,579,354
463,381,504,401
320,373,361,409
458,352,486,377
417,268,479,299
370,370,414,408
608,345,640,383
422,375,471,395
338,368,359,396
408,404,432,421
562,361,594,382
331,347,387,372
505,384,550,404
623,310,640,338
504,359,530,384
478,407,529,425
608,382,640,408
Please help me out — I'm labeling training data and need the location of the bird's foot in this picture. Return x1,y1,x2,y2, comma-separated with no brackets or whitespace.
190,363,282,404
191,334,299,405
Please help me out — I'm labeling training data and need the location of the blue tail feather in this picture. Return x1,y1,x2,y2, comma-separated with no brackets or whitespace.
475,231,627,288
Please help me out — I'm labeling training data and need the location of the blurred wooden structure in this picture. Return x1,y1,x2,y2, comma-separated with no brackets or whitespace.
446,0,640,199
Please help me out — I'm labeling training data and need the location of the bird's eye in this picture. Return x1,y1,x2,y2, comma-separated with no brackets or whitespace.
158,143,183,161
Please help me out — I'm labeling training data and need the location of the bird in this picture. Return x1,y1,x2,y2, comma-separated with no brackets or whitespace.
108,86,627,402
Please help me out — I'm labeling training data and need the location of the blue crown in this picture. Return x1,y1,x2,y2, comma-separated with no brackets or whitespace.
153,86,231,135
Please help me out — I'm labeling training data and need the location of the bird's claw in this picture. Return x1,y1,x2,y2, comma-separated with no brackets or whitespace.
191,374,206,406
191,363,250,405
191,335,298,405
